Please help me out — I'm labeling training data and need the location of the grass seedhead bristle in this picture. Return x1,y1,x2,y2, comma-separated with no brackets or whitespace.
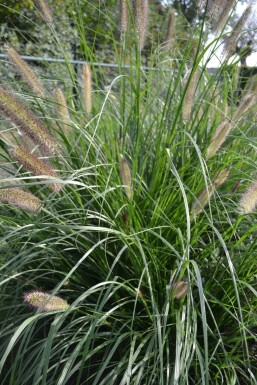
0,86,58,155
11,146,62,192
54,86,71,134
163,8,176,50
82,63,93,116
119,0,129,37
24,291,69,312
35,0,53,23
192,168,230,217
4,44,46,97
0,188,41,212
238,181,257,214
119,154,133,200
132,0,149,50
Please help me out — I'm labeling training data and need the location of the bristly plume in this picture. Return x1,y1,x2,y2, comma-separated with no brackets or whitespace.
24,291,69,312
0,86,58,155
210,0,236,33
238,180,257,214
206,0,223,21
119,0,129,37
12,146,62,192
196,0,207,9
4,44,45,97
54,87,71,134
182,68,200,122
191,168,230,217
119,154,133,200
223,5,252,59
171,281,188,299
34,0,53,23
132,0,149,50
206,120,232,158
0,188,41,212
232,92,256,121
82,63,93,116
163,9,176,50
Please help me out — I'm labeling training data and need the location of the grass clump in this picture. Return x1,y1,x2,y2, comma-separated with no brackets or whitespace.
0,1,257,384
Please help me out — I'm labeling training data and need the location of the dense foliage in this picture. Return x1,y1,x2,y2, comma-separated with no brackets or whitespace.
1,1,257,384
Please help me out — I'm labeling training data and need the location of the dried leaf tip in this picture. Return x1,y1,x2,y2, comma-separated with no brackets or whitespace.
4,44,45,97
24,291,69,312
164,9,176,50
119,0,129,37
119,154,133,200
0,188,41,212
12,146,62,192
82,63,93,116
238,180,257,214
35,0,53,23
132,0,149,50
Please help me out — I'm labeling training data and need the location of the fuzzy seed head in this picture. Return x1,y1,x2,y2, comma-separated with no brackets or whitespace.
132,0,149,50
119,154,133,200
119,0,129,36
238,181,257,214
192,168,230,217
35,0,53,23
24,291,69,312
172,281,188,299
54,87,71,134
182,69,200,122
223,5,252,59
206,120,232,158
233,93,256,121
0,86,58,155
5,44,45,97
82,63,93,116
0,188,41,212
12,146,62,192
209,0,236,33
164,9,176,50
213,168,230,188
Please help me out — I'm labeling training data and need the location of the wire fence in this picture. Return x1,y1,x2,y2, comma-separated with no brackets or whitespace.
0,53,217,74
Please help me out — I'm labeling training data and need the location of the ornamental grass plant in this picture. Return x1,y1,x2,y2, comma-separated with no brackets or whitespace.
1,0,257,384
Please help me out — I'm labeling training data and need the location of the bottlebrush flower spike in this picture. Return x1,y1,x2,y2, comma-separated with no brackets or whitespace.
119,0,129,37
172,281,188,299
82,63,93,116
192,168,230,217
0,86,58,155
12,146,62,192
35,0,53,23
0,188,41,212
182,68,200,122
132,0,149,50
206,120,232,158
238,181,257,214
223,5,252,59
54,86,71,133
164,8,176,50
119,154,133,200
232,93,256,121
209,0,236,33
24,291,69,312
5,44,45,97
